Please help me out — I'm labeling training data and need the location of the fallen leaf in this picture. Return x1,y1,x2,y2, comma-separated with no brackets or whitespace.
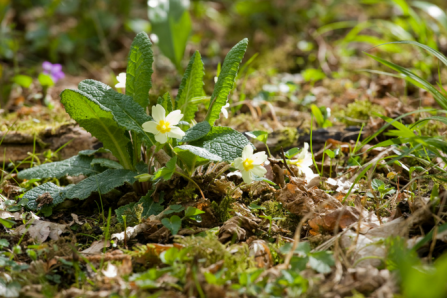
15,220,67,242
81,240,110,255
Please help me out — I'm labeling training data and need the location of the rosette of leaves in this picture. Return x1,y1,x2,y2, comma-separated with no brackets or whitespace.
18,32,251,211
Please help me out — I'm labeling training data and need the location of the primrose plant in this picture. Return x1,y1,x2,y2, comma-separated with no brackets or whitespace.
17,32,263,217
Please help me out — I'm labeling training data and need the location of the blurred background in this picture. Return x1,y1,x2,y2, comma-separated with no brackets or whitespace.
2,0,447,132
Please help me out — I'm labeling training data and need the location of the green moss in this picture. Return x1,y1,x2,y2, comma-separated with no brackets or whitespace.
335,100,385,126
273,127,298,152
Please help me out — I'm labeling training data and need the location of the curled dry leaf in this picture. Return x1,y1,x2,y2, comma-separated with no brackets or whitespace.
218,216,259,243
81,240,110,255
248,239,273,268
15,220,67,242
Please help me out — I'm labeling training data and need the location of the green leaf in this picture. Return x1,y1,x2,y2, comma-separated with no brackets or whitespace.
152,156,177,181
12,75,33,88
149,0,192,69
184,206,205,218
38,73,54,87
285,148,300,159
0,218,16,228
78,148,112,156
175,51,204,122
365,52,447,110
102,89,156,147
161,215,182,235
91,158,123,169
66,169,138,200
205,39,248,126
324,149,335,159
309,251,334,274
125,32,154,108
18,155,99,180
164,204,185,215
139,191,165,218
190,126,253,161
174,145,221,172
0,239,9,248
245,130,268,144
61,87,133,170
181,122,211,143
22,182,73,210
115,202,143,225
157,92,173,113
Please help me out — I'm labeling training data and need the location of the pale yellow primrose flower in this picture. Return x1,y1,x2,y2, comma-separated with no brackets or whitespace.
115,72,126,88
142,104,185,144
287,142,315,179
233,145,267,184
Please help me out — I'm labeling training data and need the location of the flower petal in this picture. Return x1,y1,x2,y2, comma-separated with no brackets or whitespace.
152,104,166,122
252,151,267,165
166,110,184,125
154,132,168,144
221,102,230,119
142,121,159,134
241,145,253,160
167,126,185,139
241,171,253,184
251,165,267,178
233,157,243,170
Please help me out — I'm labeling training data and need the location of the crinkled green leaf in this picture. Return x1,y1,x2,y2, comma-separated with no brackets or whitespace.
102,89,156,147
140,192,165,218
115,191,164,224
175,51,204,122
61,87,133,169
152,156,177,181
190,126,252,161
66,169,138,200
115,202,143,225
205,39,248,125
174,145,221,172
157,92,173,113
180,121,210,143
18,155,99,180
91,158,123,169
125,32,154,108
22,182,74,210
161,215,182,235
78,148,112,156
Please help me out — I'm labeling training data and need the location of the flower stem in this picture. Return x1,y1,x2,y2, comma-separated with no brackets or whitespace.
175,170,206,200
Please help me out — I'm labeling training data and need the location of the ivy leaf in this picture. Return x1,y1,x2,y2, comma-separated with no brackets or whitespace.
157,92,173,113
115,202,143,225
174,145,221,172
180,121,211,143
184,206,205,220
61,87,133,169
161,215,182,235
175,51,204,122
140,191,165,218
126,32,154,108
22,182,74,210
149,0,191,70
308,251,335,274
190,126,253,161
18,155,99,180
66,169,138,200
205,38,248,126
164,204,184,215
91,158,123,169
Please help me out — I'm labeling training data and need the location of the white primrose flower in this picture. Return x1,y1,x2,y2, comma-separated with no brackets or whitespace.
142,104,185,144
233,145,267,184
221,102,230,119
115,72,126,88
102,262,118,278
287,142,315,179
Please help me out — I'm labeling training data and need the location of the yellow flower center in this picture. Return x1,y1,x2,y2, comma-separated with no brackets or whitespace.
289,158,303,167
243,158,254,171
156,120,171,134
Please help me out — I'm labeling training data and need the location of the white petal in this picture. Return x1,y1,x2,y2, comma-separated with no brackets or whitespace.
152,104,166,123
155,133,168,144
167,126,185,139
300,166,315,180
115,73,126,88
233,157,243,170
166,110,184,125
301,157,313,167
251,165,267,178
241,145,253,160
142,121,159,134
252,151,267,165
102,263,117,278
241,171,253,184
221,103,230,119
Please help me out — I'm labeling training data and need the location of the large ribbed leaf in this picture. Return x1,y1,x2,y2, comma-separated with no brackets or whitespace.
18,155,100,180
174,145,221,172
175,51,204,122
22,182,74,210
60,88,133,169
190,127,252,161
65,169,138,200
180,121,211,143
205,39,248,125
125,32,154,108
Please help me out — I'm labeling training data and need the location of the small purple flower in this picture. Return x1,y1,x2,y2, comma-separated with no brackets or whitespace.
42,61,65,83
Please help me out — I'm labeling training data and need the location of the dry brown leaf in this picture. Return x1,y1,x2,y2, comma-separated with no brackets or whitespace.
15,220,67,242
218,216,259,243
